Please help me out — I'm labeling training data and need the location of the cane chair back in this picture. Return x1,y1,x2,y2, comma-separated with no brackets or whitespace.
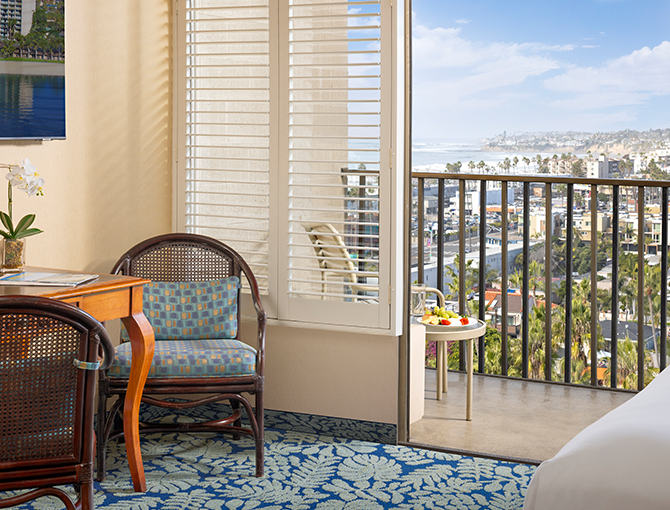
0,296,113,510
97,233,267,480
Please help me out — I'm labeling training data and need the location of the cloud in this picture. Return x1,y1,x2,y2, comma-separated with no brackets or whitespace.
544,41,670,109
455,18,470,24
412,22,561,104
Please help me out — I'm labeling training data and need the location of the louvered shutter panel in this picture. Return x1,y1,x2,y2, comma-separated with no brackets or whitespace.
178,0,272,299
177,0,393,329
279,0,390,328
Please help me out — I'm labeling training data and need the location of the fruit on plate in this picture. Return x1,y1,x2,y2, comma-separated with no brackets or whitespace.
419,306,472,326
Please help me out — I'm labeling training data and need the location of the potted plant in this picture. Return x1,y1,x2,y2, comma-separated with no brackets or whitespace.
0,159,44,271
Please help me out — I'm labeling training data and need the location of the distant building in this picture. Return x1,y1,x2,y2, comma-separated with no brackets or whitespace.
586,155,615,179
599,320,656,353
548,156,578,175
484,289,536,338
0,0,22,39
21,0,36,36
0,0,37,39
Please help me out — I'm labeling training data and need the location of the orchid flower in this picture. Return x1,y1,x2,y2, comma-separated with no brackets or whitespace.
5,164,26,188
0,159,44,240
23,174,45,197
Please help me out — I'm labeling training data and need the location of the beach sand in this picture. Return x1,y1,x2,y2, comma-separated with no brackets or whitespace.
0,60,64,77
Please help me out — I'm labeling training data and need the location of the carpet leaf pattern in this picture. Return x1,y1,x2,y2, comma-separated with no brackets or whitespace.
7,428,534,509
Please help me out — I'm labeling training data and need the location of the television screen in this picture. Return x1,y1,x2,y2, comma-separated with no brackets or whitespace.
0,0,65,140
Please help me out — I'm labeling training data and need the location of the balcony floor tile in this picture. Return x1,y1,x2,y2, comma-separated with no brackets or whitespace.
409,369,633,463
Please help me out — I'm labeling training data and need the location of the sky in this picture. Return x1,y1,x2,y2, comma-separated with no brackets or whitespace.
412,0,670,142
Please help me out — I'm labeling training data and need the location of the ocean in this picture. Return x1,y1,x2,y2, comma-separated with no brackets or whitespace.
411,138,581,174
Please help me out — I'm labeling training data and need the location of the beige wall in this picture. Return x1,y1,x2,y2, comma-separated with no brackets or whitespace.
242,321,399,424
0,0,401,427
0,0,172,274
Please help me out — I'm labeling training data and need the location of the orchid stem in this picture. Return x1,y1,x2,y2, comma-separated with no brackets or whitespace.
7,181,11,225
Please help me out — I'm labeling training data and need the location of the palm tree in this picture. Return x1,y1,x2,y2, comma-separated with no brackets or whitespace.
527,303,552,380
502,157,511,174
510,261,544,299
643,263,662,356
603,336,658,389
551,294,600,375
443,255,478,315
622,223,635,246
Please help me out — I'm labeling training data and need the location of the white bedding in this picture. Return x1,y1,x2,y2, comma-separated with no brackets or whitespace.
524,367,670,510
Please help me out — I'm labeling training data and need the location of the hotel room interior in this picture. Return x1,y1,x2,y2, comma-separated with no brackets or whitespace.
0,1,668,509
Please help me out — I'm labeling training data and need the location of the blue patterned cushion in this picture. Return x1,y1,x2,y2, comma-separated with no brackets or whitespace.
110,278,253,379
122,278,240,341
109,339,256,378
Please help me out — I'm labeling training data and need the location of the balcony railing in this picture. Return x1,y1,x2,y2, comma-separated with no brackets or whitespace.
412,172,670,391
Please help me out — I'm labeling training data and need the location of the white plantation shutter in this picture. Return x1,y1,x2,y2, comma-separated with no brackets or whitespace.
177,0,273,301
278,0,390,328
176,0,394,329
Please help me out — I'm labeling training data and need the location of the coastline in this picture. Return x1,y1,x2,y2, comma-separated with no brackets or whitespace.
0,60,64,77
481,143,632,156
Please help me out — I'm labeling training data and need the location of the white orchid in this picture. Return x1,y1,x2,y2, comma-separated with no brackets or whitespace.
0,159,44,240
23,174,45,197
5,164,27,188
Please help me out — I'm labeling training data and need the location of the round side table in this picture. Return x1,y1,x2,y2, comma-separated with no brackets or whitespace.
421,319,486,421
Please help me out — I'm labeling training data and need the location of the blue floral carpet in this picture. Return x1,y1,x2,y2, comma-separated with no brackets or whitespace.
10,427,534,509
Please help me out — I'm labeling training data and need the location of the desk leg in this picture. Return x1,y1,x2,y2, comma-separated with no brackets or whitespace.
121,290,155,493
466,338,473,421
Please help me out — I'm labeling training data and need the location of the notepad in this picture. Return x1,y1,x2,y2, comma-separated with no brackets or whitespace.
0,271,98,286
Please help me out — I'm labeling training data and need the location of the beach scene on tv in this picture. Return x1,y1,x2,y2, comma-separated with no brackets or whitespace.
0,0,64,140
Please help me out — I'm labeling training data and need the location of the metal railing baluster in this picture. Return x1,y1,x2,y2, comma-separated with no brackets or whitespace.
565,184,574,383
545,183,552,381
459,179,466,371
611,185,619,388
501,182,509,376
417,178,424,284
437,181,445,292
662,187,668,372
479,181,487,373
638,186,645,391
522,182,530,379
590,184,598,386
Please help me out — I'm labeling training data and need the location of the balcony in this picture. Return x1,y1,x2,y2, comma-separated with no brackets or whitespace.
407,171,669,462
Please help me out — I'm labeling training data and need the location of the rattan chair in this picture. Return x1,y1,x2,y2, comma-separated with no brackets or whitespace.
0,296,114,510
97,233,267,480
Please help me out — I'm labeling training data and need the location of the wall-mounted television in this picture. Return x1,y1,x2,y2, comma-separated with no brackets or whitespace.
0,0,65,140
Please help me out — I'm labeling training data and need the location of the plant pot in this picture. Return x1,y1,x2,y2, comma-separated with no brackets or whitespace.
3,238,26,271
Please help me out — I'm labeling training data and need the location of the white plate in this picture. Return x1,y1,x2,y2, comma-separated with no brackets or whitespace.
417,317,482,332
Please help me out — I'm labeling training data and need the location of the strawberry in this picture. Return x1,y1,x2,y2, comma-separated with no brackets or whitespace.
460,317,469,325
441,318,450,325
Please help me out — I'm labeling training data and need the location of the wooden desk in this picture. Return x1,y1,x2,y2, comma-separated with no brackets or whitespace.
0,269,155,492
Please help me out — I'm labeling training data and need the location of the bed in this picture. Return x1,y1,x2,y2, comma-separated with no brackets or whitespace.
524,366,670,510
